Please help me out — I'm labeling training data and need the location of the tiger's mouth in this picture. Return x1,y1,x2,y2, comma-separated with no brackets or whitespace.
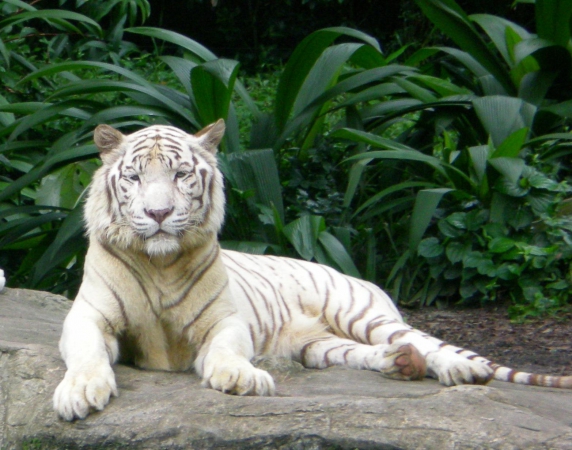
143,229,181,256
149,229,176,239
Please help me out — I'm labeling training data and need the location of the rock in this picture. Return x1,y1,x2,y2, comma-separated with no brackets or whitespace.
1,288,571,450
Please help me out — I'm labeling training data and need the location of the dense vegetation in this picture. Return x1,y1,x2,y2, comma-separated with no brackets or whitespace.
1,0,572,319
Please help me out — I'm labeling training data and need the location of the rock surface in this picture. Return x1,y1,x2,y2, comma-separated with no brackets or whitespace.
1,288,571,450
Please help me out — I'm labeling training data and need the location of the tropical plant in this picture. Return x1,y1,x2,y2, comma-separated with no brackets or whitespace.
1,5,384,291
0,0,150,293
326,0,572,314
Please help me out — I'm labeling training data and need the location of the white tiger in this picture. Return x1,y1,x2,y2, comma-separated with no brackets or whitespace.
53,120,572,421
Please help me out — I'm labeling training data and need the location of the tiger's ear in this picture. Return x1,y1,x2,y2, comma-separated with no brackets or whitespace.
94,124,125,165
195,119,225,154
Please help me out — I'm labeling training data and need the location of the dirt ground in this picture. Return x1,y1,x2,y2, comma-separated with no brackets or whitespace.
402,306,572,377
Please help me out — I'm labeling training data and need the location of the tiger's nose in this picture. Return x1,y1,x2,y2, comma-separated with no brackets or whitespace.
144,207,174,224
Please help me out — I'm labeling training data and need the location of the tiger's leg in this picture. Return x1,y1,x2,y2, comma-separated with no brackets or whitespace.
320,277,493,386
297,334,426,380
194,316,275,396
53,299,119,421
371,326,494,386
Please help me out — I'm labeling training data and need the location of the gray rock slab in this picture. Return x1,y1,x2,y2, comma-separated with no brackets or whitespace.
1,288,571,449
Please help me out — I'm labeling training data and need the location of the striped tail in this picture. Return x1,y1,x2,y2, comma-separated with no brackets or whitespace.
443,343,572,389
489,363,572,389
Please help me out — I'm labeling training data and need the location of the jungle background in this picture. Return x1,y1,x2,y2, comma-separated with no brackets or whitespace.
1,0,572,334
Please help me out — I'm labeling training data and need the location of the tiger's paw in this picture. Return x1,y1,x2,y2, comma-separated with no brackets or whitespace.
378,343,426,381
53,366,118,421
427,353,493,386
202,357,276,396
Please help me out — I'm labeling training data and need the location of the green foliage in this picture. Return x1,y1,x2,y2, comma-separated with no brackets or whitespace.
418,164,572,318
1,0,571,319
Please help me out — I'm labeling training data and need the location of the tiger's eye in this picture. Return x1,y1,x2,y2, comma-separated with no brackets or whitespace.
175,171,187,179
129,174,140,182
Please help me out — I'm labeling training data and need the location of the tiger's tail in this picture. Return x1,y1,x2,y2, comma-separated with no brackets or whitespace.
441,342,572,389
489,363,572,388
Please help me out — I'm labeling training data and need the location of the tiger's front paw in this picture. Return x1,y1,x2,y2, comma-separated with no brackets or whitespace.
377,343,426,381
202,357,275,396
427,353,493,386
53,365,118,421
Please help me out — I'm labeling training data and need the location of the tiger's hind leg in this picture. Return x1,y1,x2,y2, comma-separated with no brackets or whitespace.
296,334,426,381
367,325,494,386
318,276,493,386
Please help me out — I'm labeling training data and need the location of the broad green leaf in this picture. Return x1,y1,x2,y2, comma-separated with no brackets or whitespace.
405,47,441,66
0,102,49,115
360,99,423,119
0,144,98,203
414,0,514,94
160,55,197,100
30,205,85,285
535,0,572,47
528,192,554,214
347,149,448,177
0,93,15,128
190,59,240,136
0,10,102,37
468,145,489,183
438,218,466,238
541,99,572,118
338,129,472,183
446,241,471,263
518,71,556,105
473,96,536,147
275,27,381,130
220,241,272,255
83,105,177,127
409,188,453,253
8,100,94,141
35,165,85,209
126,27,217,62
470,14,531,66
0,212,67,247
224,149,284,222
0,140,48,155
446,212,467,229
489,157,525,185
343,159,371,207
2,0,37,11
432,46,490,78
337,83,406,108
353,181,436,217
409,74,472,96
392,77,438,102
282,215,325,261
488,237,516,253
334,128,422,152
513,37,560,67
292,43,368,118
463,251,486,268
47,80,194,125
418,237,444,258
318,231,361,278
20,60,155,87
491,127,528,158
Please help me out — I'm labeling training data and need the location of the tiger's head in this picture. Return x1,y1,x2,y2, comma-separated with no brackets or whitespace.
85,120,226,256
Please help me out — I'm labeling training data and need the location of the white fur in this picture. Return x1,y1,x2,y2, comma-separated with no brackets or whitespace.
54,121,559,422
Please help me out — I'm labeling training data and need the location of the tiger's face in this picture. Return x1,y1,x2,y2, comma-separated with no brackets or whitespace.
85,121,226,255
